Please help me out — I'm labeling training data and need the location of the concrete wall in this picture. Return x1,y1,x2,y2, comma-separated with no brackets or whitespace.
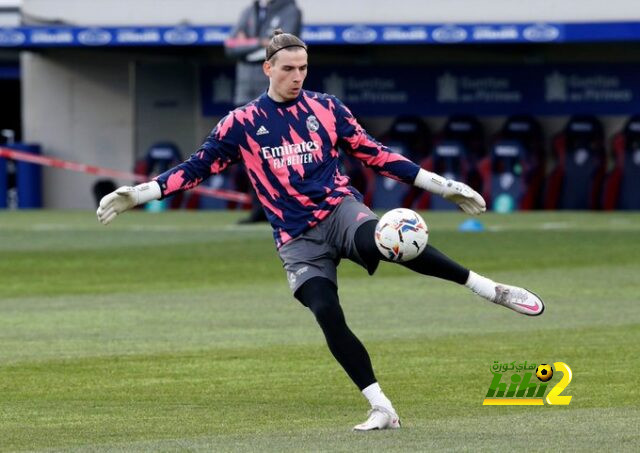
22,0,640,26
21,51,132,208
133,60,199,161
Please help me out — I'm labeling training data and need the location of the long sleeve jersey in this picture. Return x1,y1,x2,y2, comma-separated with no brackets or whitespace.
155,90,421,248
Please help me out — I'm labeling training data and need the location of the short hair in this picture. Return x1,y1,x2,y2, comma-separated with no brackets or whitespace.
266,28,307,62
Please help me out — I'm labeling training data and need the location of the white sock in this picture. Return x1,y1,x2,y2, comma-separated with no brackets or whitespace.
362,382,396,413
465,271,497,301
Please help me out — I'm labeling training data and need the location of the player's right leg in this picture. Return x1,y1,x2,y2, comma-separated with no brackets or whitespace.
295,277,401,431
354,220,545,316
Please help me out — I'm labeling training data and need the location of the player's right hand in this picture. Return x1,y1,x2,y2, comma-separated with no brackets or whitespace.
96,186,138,225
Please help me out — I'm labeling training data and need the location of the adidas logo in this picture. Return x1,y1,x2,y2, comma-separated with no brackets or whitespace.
256,125,269,135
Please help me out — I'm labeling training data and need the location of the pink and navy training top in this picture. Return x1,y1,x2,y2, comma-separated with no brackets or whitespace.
155,90,421,248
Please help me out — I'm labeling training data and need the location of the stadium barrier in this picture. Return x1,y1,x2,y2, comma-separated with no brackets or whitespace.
0,147,251,208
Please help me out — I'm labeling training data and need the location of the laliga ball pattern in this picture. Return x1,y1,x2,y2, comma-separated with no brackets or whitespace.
374,208,429,262
536,364,553,382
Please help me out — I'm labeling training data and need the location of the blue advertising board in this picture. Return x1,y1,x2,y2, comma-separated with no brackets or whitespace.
1,22,640,47
0,65,19,79
200,64,640,117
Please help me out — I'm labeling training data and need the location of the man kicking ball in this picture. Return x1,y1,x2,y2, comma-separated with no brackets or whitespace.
97,30,544,431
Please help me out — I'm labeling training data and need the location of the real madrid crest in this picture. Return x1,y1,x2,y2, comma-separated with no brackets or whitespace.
306,115,319,132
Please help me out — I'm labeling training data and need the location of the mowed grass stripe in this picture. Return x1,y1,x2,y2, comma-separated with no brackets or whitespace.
0,324,638,451
1,262,639,365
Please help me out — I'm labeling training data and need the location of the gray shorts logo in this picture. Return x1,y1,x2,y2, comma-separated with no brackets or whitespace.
288,266,309,289
287,272,297,289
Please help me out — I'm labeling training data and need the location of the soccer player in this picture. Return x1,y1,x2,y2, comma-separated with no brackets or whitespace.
97,30,545,431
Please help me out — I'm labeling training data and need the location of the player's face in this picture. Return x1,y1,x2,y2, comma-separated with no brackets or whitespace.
264,48,308,102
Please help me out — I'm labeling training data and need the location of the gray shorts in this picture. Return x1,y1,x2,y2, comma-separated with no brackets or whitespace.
277,196,378,293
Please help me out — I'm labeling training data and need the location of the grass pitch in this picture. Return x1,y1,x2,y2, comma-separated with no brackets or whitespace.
1,210,639,452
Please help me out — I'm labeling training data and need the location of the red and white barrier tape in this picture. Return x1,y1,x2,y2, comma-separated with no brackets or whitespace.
0,147,251,204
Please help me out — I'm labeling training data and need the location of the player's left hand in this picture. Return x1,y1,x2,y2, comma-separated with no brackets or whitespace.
441,179,487,215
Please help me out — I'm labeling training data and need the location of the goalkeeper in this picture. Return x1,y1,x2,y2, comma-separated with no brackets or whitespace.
97,30,544,431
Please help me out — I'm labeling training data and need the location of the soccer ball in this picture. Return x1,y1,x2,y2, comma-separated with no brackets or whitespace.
536,364,553,382
374,208,429,262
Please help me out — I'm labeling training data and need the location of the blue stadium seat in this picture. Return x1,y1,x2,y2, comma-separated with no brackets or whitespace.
483,115,546,211
382,115,431,163
199,172,238,209
135,142,199,209
378,115,431,210
428,140,471,211
439,115,486,193
369,142,412,209
545,116,607,210
603,115,640,210
411,115,484,211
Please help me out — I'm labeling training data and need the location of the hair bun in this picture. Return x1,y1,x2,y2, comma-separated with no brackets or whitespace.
266,30,307,60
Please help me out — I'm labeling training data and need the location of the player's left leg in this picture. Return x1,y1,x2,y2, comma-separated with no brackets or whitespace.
295,277,401,431
354,220,544,316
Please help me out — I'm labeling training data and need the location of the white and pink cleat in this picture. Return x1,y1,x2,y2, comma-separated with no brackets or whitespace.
492,284,545,316
353,406,401,431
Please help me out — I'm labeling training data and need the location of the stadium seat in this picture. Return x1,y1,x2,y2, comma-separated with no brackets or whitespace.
602,115,640,210
411,115,484,210
439,115,486,193
413,139,473,211
198,172,239,210
544,115,607,210
368,142,412,209
373,115,431,209
340,152,372,206
381,115,431,163
368,116,431,209
482,115,547,211
135,142,199,209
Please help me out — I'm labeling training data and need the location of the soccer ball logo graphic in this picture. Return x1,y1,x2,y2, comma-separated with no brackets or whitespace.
536,364,553,382
374,208,429,262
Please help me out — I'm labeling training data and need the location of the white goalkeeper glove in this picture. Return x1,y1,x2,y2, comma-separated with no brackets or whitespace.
414,169,486,215
96,181,161,225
